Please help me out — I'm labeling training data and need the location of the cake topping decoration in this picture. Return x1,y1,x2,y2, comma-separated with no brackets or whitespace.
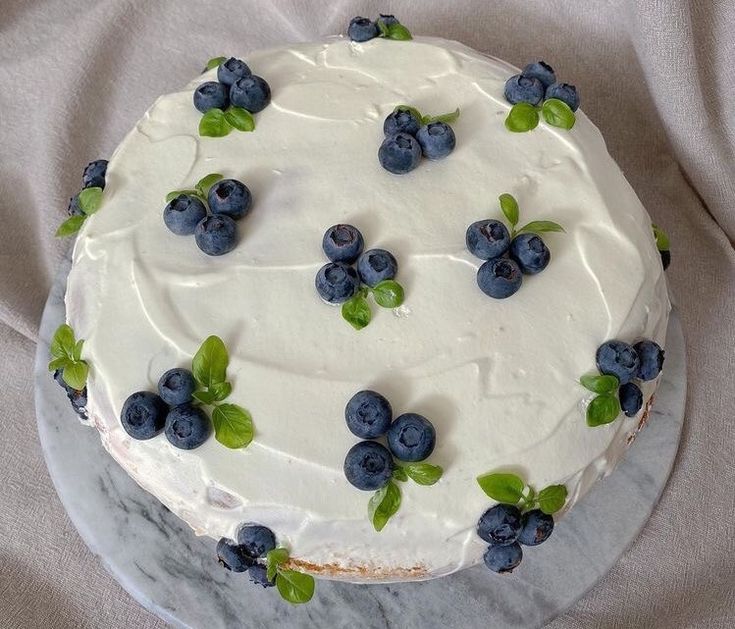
52,368,88,420
348,15,412,42
265,547,316,604
56,185,103,237
203,56,227,72
652,223,671,270
48,324,89,390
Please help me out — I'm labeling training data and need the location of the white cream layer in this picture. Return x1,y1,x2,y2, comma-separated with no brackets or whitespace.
66,36,670,582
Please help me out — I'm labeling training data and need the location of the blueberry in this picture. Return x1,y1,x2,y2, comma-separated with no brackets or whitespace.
521,61,556,88
477,258,523,299
343,441,394,491
504,74,545,106
163,194,207,236
596,340,640,385
248,563,275,588
348,17,379,42
378,132,422,175
67,195,83,217
217,57,251,86
193,81,229,113
230,75,271,113
483,542,523,573
416,122,456,160
357,249,398,287
660,249,671,270
216,538,254,572
237,524,276,558
82,159,108,189
194,215,238,256
509,233,550,275
379,14,399,26
517,509,554,546
55,369,88,419
322,224,364,264
208,179,252,220
157,368,196,406
164,404,212,449
545,82,579,111
120,391,168,440
386,413,436,462
633,340,665,381
619,382,644,417
477,504,522,545
345,390,393,439
466,219,511,260
383,109,421,137
315,262,360,304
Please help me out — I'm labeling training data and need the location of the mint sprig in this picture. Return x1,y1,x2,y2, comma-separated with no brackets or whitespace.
652,223,670,252
376,18,412,41
199,105,256,138
541,98,576,130
369,480,402,531
579,370,622,427
476,472,568,515
341,281,405,330
494,193,565,239
190,335,254,449
342,293,371,330
505,98,576,133
394,104,461,126
48,324,89,390
580,373,619,394
55,186,104,238
505,103,539,133
166,173,223,205
265,547,315,605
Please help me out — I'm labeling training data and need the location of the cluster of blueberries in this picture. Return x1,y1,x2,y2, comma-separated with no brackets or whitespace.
216,523,278,587
596,339,665,416
315,224,398,304
343,390,436,491
504,61,579,112
348,14,403,42
120,367,213,450
52,369,88,420
194,57,271,116
67,160,108,216
163,178,252,256
378,108,456,175
477,503,554,573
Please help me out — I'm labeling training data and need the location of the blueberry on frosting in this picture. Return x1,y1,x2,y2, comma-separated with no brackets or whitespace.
466,219,511,260
517,509,554,546
163,194,207,236
217,57,251,86
477,258,523,299
509,233,551,275
82,159,108,189
67,195,83,217
596,340,640,385
230,75,271,113
521,61,556,88
315,262,360,304
483,542,523,573
378,132,422,174
322,224,364,264
357,249,398,287
343,441,394,490
416,121,456,160
216,538,255,572
164,403,212,450
619,382,643,417
193,81,229,113
477,504,522,546
157,368,196,407
383,109,421,137
348,17,379,42
248,563,276,588
633,340,665,381
120,391,168,440
237,524,276,558
504,74,545,106
386,413,436,462
345,390,393,439
194,215,238,256
208,179,252,220
545,82,579,111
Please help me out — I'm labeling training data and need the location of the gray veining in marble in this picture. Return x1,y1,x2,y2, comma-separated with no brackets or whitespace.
34,255,686,629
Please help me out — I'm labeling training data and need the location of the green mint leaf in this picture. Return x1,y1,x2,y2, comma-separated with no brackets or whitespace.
376,18,390,37
78,187,103,215
63,361,88,390
55,215,86,237
505,102,540,133
394,105,424,123
205,56,227,71
192,335,228,388
266,547,290,581
276,569,315,605
652,223,670,252
199,108,232,137
476,472,525,503
342,295,371,330
73,340,84,361
586,393,621,427
372,280,404,308
50,324,77,360
392,466,408,482
580,373,619,394
541,98,576,130
195,173,223,196
211,381,232,402
212,403,254,449
424,108,461,125
499,193,520,227
224,106,255,132
537,484,568,514
165,189,201,203
192,390,217,405
517,220,565,235
386,23,412,40
368,481,401,532
404,463,443,486
48,356,70,372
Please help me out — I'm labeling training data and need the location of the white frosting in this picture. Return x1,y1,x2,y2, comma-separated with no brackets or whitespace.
65,36,670,582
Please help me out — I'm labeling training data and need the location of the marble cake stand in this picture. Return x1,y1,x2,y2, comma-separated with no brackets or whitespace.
34,255,686,629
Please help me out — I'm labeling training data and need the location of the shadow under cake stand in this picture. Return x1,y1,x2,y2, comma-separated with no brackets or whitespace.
34,255,686,629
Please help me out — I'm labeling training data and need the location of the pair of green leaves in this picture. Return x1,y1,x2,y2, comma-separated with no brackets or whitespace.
48,324,88,390
199,107,255,137
166,173,223,206
652,223,670,252
505,98,576,133
369,463,443,532
497,193,565,239
56,187,104,237
265,547,315,605
580,373,621,427
476,472,568,515
342,281,405,330
394,105,461,127
191,336,254,449
376,19,412,41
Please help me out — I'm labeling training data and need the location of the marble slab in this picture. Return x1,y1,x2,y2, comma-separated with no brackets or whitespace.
34,256,686,629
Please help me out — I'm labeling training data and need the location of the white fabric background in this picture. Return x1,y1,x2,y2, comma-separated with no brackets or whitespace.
1,1,734,627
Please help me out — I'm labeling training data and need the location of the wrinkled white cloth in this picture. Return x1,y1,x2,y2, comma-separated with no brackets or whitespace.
1,1,734,627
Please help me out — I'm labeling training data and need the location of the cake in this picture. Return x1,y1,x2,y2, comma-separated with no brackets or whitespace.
51,16,670,600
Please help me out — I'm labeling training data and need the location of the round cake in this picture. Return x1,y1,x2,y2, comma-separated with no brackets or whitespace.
62,35,670,582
